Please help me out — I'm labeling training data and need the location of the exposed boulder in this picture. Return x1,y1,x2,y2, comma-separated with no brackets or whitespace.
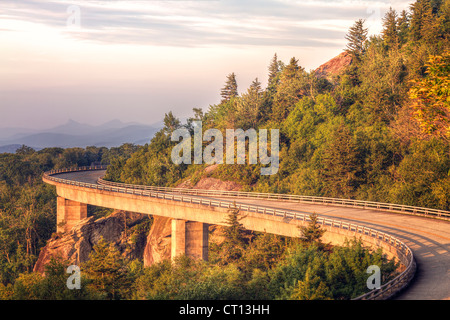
33,211,148,274
176,165,243,191
143,216,172,266
315,51,352,79
190,177,242,191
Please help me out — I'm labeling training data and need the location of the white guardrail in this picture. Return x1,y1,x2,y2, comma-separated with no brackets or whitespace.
99,178,450,221
42,165,426,300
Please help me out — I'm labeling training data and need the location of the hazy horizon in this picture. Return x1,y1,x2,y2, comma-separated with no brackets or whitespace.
1,0,412,130
0,117,162,131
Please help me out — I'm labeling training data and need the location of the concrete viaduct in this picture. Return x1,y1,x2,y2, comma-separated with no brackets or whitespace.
42,166,450,300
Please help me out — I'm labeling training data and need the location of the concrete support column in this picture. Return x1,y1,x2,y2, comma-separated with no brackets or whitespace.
57,196,87,233
171,219,209,261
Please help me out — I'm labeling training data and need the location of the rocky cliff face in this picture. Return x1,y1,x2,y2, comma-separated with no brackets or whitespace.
143,215,172,266
315,51,352,79
34,211,149,274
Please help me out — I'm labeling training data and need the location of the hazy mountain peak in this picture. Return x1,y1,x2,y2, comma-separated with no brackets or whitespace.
46,119,95,136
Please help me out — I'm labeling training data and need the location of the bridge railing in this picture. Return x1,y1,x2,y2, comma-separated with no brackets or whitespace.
96,178,450,221
43,165,450,220
43,166,418,300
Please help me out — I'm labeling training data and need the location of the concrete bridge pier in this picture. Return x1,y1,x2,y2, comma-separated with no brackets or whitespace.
57,197,87,233
171,219,209,261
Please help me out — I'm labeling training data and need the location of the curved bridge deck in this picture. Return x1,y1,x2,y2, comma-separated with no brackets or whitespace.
43,167,450,300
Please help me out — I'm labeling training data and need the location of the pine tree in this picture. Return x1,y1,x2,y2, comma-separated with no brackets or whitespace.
410,0,429,41
237,78,263,128
397,10,410,45
82,238,132,299
221,72,238,103
219,203,249,264
284,57,300,79
268,53,280,87
271,57,307,122
162,111,181,135
345,19,368,60
299,213,326,245
409,0,440,43
250,77,262,92
291,268,332,300
321,123,361,198
382,7,400,49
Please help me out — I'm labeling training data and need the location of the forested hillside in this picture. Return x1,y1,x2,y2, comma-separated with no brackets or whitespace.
0,145,138,287
106,0,450,211
0,144,399,300
0,0,448,300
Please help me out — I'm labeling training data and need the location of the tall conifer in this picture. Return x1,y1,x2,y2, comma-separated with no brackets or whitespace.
268,53,280,87
221,72,238,103
382,7,400,49
345,19,368,60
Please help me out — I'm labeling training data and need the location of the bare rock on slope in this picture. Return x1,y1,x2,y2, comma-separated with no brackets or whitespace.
315,51,353,79
143,215,172,266
33,211,148,274
176,165,243,191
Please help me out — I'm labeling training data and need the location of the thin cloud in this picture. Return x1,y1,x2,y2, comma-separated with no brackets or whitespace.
1,0,385,47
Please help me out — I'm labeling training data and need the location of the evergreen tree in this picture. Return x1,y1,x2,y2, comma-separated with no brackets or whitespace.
271,57,307,122
397,10,410,45
259,54,282,123
268,53,280,87
410,0,430,41
382,7,400,49
284,57,300,79
345,19,368,60
442,0,450,38
219,204,249,264
291,268,332,300
250,77,262,92
221,72,238,103
299,213,326,245
162,111,181,135
82,238,132,300
237,78,263,128
321,123,361,198
186,107,205,134
409,0,440,43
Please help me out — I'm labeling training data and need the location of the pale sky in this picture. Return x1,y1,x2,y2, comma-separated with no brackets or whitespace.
0,0,411,130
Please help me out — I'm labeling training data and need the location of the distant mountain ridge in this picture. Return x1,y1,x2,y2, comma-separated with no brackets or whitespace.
0,52,352,154
0,144,25,154
0,119,162,152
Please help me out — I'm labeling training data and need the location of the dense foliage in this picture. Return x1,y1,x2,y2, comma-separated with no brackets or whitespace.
0,145,137,287
0,209,399,300
107,0,449,211
0,0,448,300
0,146,399,300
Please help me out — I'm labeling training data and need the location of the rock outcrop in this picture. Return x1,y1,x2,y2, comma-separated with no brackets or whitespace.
33,211,148,274
315,51,352,79
143,216,172,266
176,165,243,191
